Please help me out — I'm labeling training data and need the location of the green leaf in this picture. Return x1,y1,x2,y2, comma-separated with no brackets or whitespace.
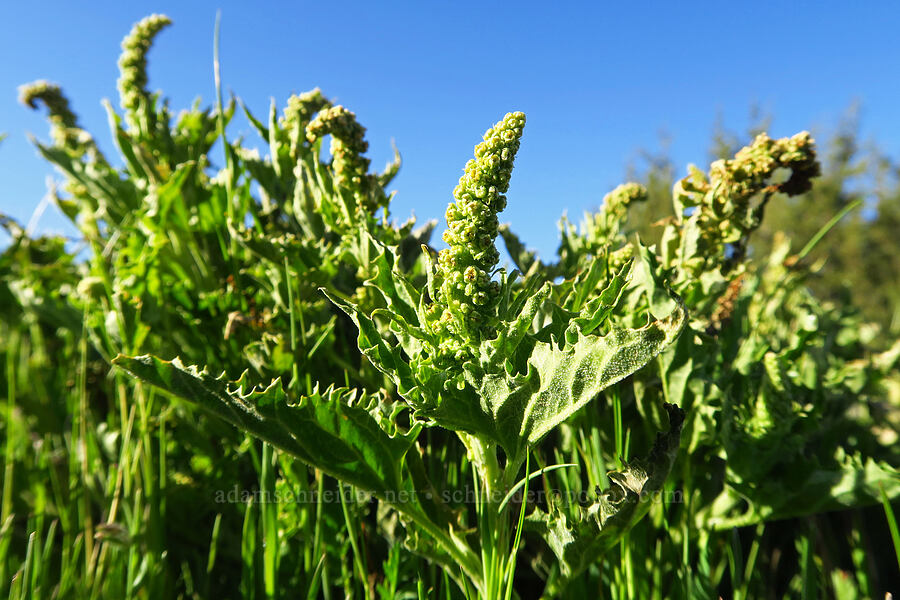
320,289,429,407
32,138,138,222
703,449,900,530
632,241,678,319
564,260,632,341
238,98,269,141
364,233,422,329
102,98,157,183
526,403,685,579
149,161,195,224
471,294,685,457
377,141,402,188
112,354,420,498
488,280,551,365
324,232,686,460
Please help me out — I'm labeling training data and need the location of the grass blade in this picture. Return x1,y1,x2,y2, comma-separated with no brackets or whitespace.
879,484,900,574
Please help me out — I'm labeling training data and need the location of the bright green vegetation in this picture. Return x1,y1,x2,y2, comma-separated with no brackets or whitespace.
2,14,899,600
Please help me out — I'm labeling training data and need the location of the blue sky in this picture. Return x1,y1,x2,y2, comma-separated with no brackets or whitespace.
2,1,899,259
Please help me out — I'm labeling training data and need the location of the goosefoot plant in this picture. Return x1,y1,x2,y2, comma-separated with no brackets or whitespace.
115,111,688,597
10,14,425,597
6,15,900,597
500,130,900,595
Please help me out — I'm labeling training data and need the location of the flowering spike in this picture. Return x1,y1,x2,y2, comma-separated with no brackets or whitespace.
18,80,79,148
427,111,526,361
19,80,105,168
284,88,331,130
672,131,820,273
306,105,374,204
587,182,648,239
281,88,332,156
603,182,648,213
117,14,172,131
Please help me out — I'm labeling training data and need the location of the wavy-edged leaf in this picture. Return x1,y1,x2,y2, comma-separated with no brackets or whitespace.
524,305,684,447
321,289,428,407
564,260,632,342
526,403,685,579
112,354,420,497
469,294,685,457
488,280,551,367
364,233,421,328
324,235,686,459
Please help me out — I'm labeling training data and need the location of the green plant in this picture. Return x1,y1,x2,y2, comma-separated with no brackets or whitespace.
502,128,900,597
115,110,688,598
2,13,899,600
5,13,426,598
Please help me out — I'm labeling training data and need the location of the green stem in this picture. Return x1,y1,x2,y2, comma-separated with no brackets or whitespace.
459,433,502,500
213,11,240,289
339,483,370,600
387,500,483,592
460,433,527,600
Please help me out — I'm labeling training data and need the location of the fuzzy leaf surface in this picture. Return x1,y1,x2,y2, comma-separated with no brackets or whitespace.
113,354,420,497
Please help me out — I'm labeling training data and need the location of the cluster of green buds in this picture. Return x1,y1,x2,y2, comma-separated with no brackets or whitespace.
19,81,108,206
672,132,819,271
426,112,526,362
584,182,647,246
280,88,331,159
557,182,647,274
117,14,171,132
306,105,378,209
19,81,83,151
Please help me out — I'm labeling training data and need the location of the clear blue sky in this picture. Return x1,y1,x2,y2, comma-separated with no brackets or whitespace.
2,1,900,259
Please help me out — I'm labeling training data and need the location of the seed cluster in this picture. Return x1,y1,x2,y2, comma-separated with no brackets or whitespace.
712,132,819,197
286,89,331,128
603,182,648,217
427,112,526,361
19,80,107,191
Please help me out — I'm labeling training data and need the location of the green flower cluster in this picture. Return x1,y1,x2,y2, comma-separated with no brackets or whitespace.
117,14,171,131
604,182,647,216
427,112,526,361
714,132,819,196
18,81,80,149
585,182,648,242
286,88,331,127
306,105,371,196
281,88,332,157
673,132,819,271
556,182,646,275
19,80,107,187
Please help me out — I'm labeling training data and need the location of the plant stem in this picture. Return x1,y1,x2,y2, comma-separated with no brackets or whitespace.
387,500,483,592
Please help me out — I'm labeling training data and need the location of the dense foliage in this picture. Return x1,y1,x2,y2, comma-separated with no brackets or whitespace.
1,15,898,599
